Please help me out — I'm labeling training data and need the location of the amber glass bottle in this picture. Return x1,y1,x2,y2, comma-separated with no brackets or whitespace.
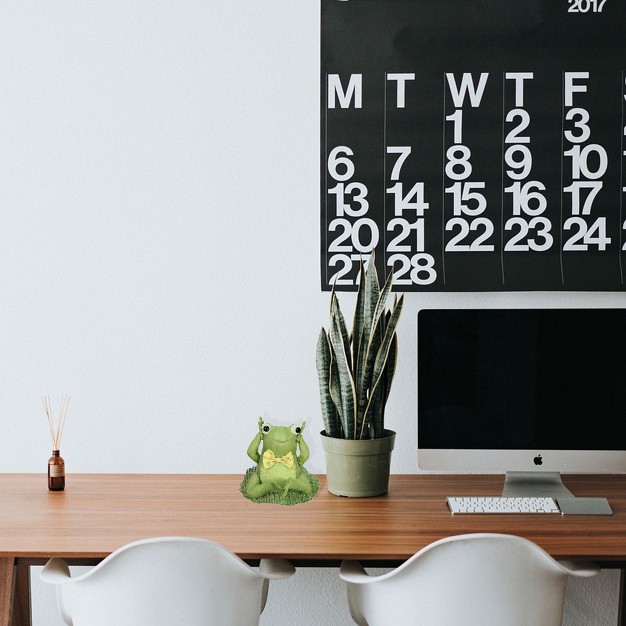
48,450,65,491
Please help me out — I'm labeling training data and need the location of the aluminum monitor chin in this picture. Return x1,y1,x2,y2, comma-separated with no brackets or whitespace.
417,309,626,486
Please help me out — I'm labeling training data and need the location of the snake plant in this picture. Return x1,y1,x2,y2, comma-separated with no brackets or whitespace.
316,254,404,440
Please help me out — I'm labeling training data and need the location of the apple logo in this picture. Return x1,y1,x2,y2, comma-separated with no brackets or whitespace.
533,454,543,466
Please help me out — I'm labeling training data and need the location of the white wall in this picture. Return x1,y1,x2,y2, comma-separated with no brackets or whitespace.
0,2,622,624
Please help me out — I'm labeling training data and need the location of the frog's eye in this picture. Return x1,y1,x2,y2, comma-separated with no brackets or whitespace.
262,424,272,434
291,424,301,435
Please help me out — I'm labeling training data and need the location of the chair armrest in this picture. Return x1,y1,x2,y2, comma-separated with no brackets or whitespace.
258,558,295,579
40,558,71,585
339,560,372,584
558,561,601,578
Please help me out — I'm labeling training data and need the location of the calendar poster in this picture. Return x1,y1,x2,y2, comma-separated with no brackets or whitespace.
321,0,626,291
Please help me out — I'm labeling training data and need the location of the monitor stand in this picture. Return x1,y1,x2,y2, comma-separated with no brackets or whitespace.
501,471,574,498
502,471,613,514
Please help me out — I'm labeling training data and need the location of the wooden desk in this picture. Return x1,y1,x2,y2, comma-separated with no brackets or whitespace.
1,473,625,626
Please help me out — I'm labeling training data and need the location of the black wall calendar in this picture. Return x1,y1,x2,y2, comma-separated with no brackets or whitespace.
321,0,626,291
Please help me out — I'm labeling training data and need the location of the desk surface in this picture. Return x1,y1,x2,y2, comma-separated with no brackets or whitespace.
1,473,625,563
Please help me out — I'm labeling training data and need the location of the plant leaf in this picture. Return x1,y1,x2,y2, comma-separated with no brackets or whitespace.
365,384,384,438
329,305,357,439
316,328,342,438
332,293,353,377
356,265,396,436
369,267,395,346
383,331,398,407
352,257,366,375
328,347,346,438
362,294,404,437
354,253,381,433
363,251,380,341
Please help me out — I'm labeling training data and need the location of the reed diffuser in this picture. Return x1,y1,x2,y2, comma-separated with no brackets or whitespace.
42,395,70,491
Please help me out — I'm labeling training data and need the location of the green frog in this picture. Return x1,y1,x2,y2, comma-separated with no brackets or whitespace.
244,418,314,499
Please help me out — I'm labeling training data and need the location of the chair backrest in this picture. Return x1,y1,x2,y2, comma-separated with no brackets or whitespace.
47,537,282,626
342,533,599,626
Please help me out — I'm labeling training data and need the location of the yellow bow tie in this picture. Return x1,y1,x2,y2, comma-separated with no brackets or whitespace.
263,450,294,470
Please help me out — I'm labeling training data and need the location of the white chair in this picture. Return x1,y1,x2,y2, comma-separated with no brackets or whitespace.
340,533,599,626
40,536,295,626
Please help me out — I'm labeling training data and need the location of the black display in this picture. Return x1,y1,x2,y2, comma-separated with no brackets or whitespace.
418,308,626,454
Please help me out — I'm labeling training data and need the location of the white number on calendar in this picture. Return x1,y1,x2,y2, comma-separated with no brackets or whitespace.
387,218,425,252
504,217,553,251
445,218,495,252
505,181,547,216
504,109,531,144
445,145,472,180
564,144,608,180
328,146,356,181
445,182,486,216
328,182,369,217
386,183,429,216
568,0,608,12
328,218,379,253
328,254,352,286
388,253,437,285
505,145,533,180
563,217,611,251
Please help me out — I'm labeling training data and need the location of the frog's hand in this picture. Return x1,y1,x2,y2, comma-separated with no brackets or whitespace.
246,431,263,463
297,436,310,466
295,420,307,445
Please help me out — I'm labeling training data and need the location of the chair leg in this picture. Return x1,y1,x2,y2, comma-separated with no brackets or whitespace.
619,569,626,626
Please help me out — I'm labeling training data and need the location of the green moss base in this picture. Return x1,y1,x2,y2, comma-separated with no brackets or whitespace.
240,466,319,505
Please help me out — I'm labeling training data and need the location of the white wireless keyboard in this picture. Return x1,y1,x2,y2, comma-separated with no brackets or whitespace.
447,496,560,514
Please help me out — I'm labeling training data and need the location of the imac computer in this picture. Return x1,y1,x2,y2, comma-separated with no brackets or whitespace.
417,308,626,499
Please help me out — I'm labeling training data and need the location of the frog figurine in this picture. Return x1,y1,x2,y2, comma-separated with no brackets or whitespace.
244,417,315,500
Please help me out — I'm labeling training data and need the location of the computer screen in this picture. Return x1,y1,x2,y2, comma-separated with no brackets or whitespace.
417,309,626,492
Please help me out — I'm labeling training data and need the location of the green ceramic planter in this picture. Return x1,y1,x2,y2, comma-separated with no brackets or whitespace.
320,429,396,497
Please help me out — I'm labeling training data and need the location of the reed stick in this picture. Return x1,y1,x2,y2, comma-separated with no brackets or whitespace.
42,395,70,450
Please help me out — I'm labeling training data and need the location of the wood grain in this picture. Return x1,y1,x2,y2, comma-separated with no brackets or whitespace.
0,558,14,626
0,473,624,563
10,565,29,626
